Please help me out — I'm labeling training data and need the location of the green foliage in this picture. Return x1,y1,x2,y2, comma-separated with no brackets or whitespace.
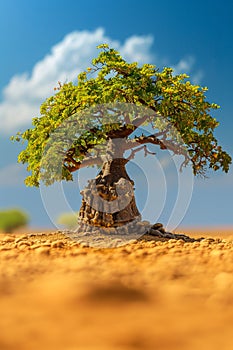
13,44,231,186
0,208,29,233
57,212,78,230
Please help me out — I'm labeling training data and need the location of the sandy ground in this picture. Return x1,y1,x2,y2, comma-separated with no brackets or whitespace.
0,229,233,350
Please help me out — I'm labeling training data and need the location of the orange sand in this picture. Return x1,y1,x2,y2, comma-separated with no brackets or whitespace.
0,228,233,350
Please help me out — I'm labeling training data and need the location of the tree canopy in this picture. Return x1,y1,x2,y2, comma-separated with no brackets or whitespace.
13,44,231,186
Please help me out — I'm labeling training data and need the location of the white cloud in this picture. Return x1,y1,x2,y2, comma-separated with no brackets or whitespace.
172,56,195,75
0,27,200,134
118,34,154,63
0,28,155,133
172,56,203,84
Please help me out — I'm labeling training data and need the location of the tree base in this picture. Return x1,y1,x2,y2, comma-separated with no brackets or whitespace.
75,216,152,236
79,176,140,228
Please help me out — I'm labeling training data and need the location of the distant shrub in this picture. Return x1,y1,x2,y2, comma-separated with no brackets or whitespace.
57,212,78,230
0,208,29,233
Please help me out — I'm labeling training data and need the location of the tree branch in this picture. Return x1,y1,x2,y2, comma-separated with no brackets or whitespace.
125,134,167,151
127,145,156,161
64,156,102,172
125,134,189,158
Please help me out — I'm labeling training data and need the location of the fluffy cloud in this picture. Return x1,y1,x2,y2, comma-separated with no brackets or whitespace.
172,56,203,84
0,28,199,134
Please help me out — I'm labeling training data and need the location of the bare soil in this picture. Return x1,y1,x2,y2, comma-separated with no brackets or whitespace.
0,229,233,350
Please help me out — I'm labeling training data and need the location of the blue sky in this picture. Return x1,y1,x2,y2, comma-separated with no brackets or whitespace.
0,0,232,229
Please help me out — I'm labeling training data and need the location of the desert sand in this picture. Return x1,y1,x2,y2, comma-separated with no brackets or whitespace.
0,228,233,350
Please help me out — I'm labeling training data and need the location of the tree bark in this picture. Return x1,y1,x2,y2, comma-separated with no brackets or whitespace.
78,139,140,227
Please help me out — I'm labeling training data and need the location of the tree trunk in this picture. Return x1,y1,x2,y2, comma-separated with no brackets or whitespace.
78,139,140,228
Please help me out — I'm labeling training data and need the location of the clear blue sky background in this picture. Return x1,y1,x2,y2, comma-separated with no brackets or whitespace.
0,0,232,229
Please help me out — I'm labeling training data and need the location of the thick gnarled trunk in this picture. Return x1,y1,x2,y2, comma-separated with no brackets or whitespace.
79,157,140,227
79,138,140,228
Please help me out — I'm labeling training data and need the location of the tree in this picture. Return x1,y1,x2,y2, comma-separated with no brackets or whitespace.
13,44,231,229
57,212,78,230
0,208,29,233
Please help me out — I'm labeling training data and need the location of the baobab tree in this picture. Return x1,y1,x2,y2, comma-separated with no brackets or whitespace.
13,44,231,229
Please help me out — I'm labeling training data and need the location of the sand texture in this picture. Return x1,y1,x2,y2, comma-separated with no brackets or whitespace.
0,230,233,350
